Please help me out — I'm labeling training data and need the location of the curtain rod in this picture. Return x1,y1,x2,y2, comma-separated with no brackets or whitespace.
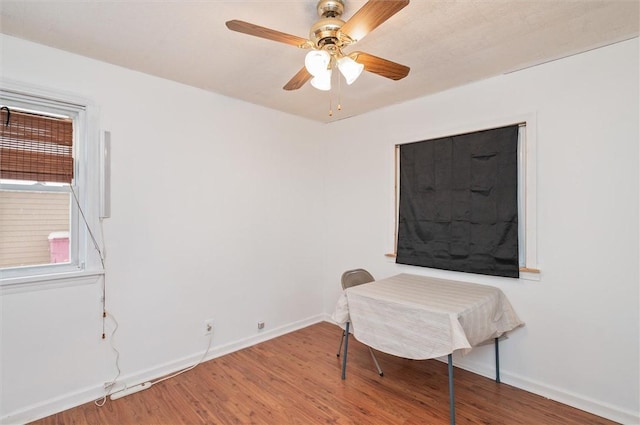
395,122,527,147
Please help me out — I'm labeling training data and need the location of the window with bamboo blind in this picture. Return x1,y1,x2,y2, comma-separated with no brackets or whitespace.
0,96,79,275
1,85,102,285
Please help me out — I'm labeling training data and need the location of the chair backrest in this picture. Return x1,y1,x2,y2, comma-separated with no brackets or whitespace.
341,268,375,290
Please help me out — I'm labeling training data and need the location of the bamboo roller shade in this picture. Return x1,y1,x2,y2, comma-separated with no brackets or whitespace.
0,108,74,184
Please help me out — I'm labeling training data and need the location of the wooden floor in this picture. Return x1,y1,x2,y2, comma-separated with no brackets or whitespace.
31,322,617,425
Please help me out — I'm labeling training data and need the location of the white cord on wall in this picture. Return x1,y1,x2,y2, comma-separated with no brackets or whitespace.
106,328,214,401
68,184,121,406
70,157,216,405
69,185,105,269
94,309,121,407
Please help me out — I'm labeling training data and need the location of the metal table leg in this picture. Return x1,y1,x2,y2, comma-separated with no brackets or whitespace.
341,322,350,380
448,353,455,425
495,337,501,383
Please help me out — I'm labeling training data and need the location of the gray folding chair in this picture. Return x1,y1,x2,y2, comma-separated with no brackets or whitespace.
336,268,383,376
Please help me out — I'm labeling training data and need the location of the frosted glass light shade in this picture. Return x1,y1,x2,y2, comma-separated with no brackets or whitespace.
305,50,331,77
337,56,364,85
310,68,332,91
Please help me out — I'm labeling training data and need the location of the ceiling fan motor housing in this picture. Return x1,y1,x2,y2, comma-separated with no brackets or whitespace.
310,0,347,49
317,0,344,18
310,17,345,49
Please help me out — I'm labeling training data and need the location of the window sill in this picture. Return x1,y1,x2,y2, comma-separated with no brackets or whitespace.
384,253,541,281
0,269,104,294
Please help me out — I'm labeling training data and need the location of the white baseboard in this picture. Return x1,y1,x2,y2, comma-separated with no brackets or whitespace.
1,314,324,425
5,315,637,425
323,313,639,425
1,384,107,425
452,356,639,425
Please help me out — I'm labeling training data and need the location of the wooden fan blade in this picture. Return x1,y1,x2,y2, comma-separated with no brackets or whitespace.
340,0,409,43
352,52,410,80
283,67,312,90
226,20,311,48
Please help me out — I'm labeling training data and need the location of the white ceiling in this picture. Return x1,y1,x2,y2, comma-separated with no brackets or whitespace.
1,0,638,123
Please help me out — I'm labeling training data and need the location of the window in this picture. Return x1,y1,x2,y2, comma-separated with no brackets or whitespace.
390,120,539,278
1,86,99,283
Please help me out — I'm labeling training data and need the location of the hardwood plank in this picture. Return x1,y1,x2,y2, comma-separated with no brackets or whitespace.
30,322,618,425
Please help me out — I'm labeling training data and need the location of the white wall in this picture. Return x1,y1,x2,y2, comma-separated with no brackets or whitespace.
323,38,639,424
0,34,327,423
1,33,638,425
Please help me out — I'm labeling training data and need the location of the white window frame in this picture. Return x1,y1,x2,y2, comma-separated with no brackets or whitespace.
0,81,103,287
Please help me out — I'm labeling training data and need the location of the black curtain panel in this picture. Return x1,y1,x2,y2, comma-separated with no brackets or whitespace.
396,125,520,278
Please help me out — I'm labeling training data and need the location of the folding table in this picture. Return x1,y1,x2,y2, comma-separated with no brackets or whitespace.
333,273,524,425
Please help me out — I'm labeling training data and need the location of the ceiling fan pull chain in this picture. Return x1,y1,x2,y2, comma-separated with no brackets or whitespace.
337,71,342,111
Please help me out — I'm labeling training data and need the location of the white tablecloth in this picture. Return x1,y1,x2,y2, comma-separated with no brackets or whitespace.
332,273,524,360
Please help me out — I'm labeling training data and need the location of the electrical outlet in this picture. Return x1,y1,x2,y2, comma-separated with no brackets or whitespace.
203,320,214,336
257,321,265,330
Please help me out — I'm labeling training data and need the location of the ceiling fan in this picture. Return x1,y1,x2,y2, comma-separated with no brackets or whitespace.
225,0,410,92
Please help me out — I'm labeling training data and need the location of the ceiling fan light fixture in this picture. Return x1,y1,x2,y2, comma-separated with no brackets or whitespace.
226,0,411,97
305,50,331,77
337,55,364,85
310,68,332,91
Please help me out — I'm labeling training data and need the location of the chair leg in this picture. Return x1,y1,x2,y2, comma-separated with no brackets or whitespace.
338,329,383,376
337,330,345,357
368,346,384,376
